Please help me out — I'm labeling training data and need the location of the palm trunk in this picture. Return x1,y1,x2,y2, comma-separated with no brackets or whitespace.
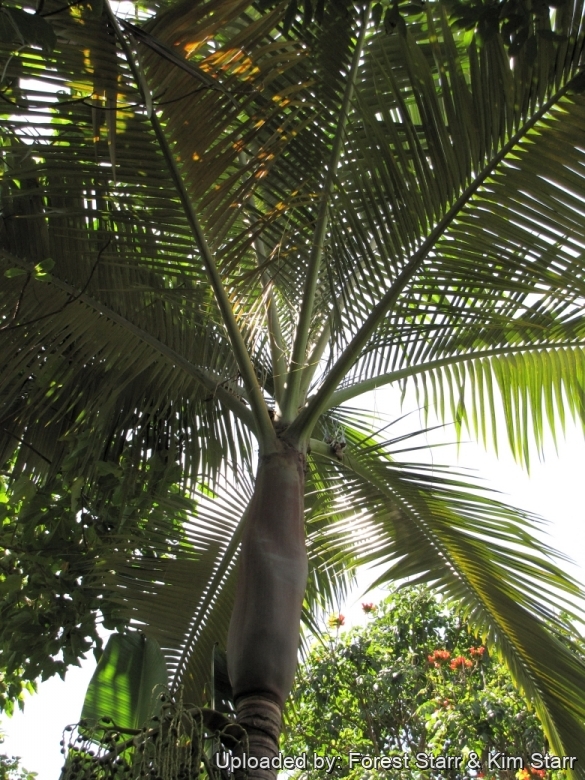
227,445,308,780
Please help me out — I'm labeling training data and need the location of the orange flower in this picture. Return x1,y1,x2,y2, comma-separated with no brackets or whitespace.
427,649,451,667
516,768,545,780
428,649,450,661
328,613,345,628
449,655,473,669
470,646,486,656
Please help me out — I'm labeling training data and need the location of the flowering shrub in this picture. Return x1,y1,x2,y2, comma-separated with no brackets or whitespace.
328,614,345,628
285,587,569,780
428,649,451,666
470,646,486,657
450,655,473,670
428,647,484,670
517,768,547,780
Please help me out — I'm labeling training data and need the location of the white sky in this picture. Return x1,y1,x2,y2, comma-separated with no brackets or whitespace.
1,387,584,779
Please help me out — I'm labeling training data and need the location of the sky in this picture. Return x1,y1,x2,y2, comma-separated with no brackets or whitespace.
1,389,584,779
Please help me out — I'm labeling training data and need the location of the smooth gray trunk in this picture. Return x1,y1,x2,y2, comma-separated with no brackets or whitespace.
227,445,308,780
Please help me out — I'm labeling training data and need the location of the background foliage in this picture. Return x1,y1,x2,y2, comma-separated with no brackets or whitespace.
0,437,196,703
0,728,35,780
284,588,580,780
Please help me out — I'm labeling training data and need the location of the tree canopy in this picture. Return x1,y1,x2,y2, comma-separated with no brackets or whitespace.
2,0,585,772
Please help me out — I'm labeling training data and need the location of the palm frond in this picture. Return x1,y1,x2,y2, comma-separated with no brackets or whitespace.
286,0,585,444
331,339,585,466
309,432,585,776
324,82,585,462
111,469,252,704
0,0,268,482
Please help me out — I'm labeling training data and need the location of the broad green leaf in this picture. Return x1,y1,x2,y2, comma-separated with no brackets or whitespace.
211,645,235,714
81,633,168,730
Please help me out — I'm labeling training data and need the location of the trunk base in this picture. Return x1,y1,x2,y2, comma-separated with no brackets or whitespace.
234,695,281,780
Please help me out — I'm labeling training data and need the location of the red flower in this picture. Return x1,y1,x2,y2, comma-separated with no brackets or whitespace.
361,602,376,614
427,649,451,667
450,655,472,670
470,646,486,656
328,613,345,628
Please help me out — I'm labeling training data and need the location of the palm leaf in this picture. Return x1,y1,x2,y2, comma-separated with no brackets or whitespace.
285,0,585,449
0,1,261,484
309,431,585,777
103,468,251,706
81,633,168,730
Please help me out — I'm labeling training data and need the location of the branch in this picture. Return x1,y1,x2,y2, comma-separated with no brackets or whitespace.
240,151,288,407
285,70,585,445
298,292,347,400
279,3,371,423
107,3,277,453
0,249,255,430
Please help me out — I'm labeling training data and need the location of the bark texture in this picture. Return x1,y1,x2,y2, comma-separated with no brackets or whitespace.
227,445,307,779
233,696,282,780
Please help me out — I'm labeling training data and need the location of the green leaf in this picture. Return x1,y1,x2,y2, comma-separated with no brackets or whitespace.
4,268,27,278
94,461,123,479
0,574,24,597
211,644,235,714
70,475,84,514
1,8,56,52
80,633,168,731
33,258,55,281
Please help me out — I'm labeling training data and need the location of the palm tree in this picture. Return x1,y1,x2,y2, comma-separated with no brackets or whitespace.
2,0,585,775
